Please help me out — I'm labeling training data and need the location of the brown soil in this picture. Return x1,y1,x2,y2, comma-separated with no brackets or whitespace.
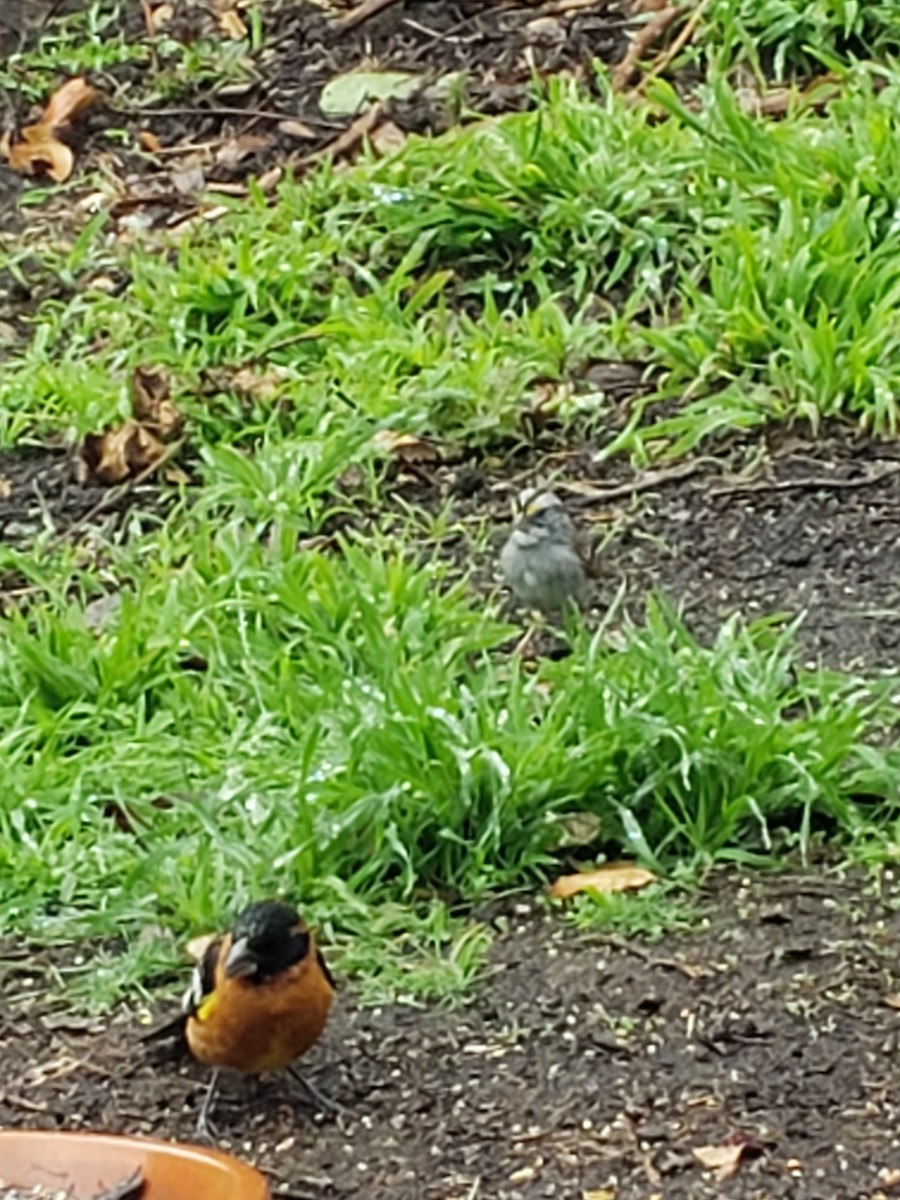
2,871,900,1200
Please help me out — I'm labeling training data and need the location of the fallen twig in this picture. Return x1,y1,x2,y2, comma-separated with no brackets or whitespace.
333,0,404,33
560,458,705,504
290,103,384,171
597,933,711,980
635,0,714,93
710,464,900,498
611,4,681,91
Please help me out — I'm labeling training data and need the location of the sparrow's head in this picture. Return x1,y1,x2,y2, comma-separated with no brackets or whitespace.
514,488,565,520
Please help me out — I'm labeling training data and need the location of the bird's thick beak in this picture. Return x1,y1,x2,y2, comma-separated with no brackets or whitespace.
225,936,258,979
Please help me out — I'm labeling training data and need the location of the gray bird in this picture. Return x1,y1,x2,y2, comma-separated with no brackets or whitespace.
500,488,585,616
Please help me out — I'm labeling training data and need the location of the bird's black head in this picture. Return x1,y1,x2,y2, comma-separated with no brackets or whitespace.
225,900,310,983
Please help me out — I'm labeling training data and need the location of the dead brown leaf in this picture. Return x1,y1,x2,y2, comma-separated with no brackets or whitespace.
170,158,206,195
41,77,100,127
78,366,184,486
79,419,167,486
883,993,900,1010
229,364,290,400
131,365,185,439
218,8,248,38
548,861,656,900
257,165,283,192
5,123,74,183
146,2,174,32
278,119,318,141
0,476,12,500
215,133,272,169
692,1143,745,1180
369,119,408,156
139,130,163,154
2,76,100,182
372,429,442,463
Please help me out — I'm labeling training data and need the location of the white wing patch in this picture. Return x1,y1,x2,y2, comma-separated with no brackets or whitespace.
182,962,206,1014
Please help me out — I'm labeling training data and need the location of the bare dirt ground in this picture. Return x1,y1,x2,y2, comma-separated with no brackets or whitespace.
3,870,900,1200
4,5,900,1200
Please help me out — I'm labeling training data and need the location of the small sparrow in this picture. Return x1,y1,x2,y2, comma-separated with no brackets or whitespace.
500,488,585,616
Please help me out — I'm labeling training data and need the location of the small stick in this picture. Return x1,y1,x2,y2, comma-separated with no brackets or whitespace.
611,5,681,91
559,459,704,504
290,103,384,171
333,0,404,33
636,0,714,92
710,465,900,498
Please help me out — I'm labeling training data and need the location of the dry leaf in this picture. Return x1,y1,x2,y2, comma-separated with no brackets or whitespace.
5,124,75,183
170,159,206,195
219,8,248,38
370,119,408,156
79,419,168,486
3,76,99,182
692,1143,745,1180
524,16,566,44
0,475,12,499
583,1190,616,1200
278,119,318,140
43,77,100,126
131,365,185,439
548,861,656,900
139,130,163,153
372,429,442,463
215,133,272,169
256,165,283,192
229,364,290,400
884,993,900,1010
164,464,192,485
147,2,174,32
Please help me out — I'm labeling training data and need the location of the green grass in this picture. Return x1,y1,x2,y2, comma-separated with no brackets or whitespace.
1,486,897,1006
0,0,257,105
696,0,900,82
5,32,900,1008
10,72,900,454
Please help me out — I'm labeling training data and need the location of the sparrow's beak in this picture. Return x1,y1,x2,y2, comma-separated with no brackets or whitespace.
225,936,258,979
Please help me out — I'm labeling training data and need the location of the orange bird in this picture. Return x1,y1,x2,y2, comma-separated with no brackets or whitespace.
148,900,337,1137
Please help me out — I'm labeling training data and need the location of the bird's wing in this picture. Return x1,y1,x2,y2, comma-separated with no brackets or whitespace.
182,934,225,1017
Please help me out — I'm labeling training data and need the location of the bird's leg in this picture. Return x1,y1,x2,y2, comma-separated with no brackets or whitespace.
195,1068,223,1140
513,618,539,658
286,1065,343,1115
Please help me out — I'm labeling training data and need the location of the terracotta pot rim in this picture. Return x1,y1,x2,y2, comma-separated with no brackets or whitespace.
0,1127,270,1200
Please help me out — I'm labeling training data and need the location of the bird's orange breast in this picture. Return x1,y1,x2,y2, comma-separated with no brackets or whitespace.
185,933,334,1075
